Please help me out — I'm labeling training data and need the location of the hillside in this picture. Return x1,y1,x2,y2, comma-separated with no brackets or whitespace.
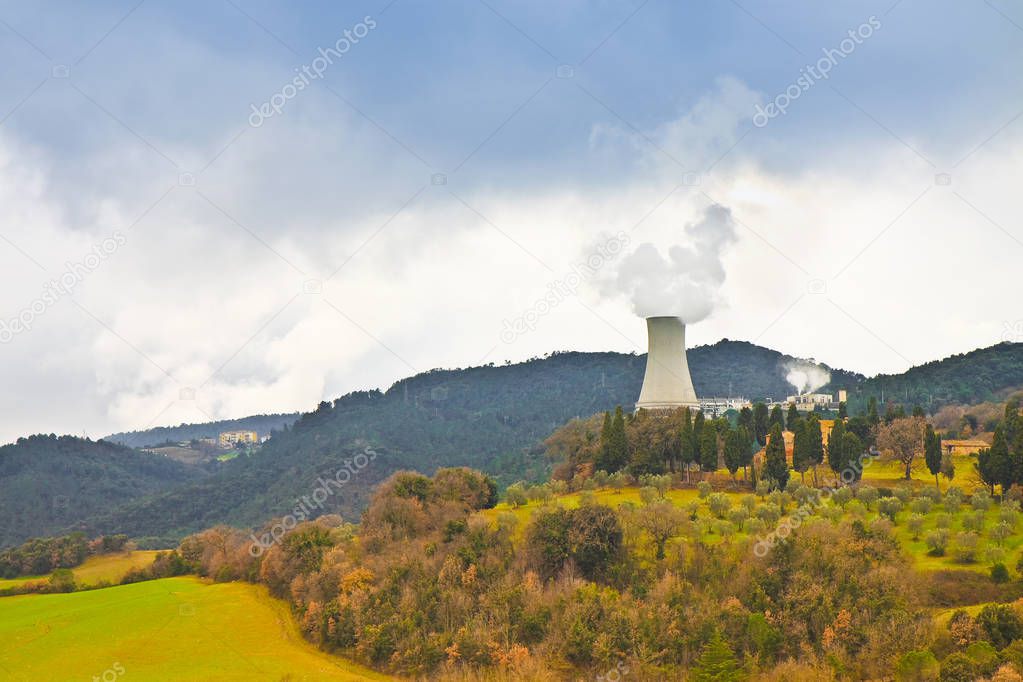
0,435,206,546
828,342,1023,413
104,412,300,448
81,342,856,545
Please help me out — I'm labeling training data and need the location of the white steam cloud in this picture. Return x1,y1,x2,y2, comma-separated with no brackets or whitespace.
784,361,831,395
600,204,737,321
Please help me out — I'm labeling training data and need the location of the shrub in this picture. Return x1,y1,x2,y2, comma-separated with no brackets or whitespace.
952,532,980,563
907,514,925,540
939,652,978,682
911,498,933,515
972,489,993,511
945,488,964,514
707,493,731,519
991,563,1011,583
961,510,986,532
878,497,904,522
894,487,913,505
934,513,952,529
857,486,879,509
976,604,1023,648
697,481,712,498
991,522,1013,546
919,486,943,503
926,529,951,556
832,486,853,506
755,480,771,497
1000,506,1020,529
895,649,939,682
755,505,781,525
727,508,749,529
740,495,757,512
745,518,767,536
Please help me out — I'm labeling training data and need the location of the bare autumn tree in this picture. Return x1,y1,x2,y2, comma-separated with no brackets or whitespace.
875,416,927,480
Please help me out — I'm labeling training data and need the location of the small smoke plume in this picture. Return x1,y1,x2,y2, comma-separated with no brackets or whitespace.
600,204,737,321
784,360,831,395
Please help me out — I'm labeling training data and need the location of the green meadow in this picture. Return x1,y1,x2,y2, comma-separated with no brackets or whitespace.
0,576,392,681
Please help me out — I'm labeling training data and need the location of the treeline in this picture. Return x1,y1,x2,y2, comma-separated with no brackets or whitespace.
0,532,130,578
167,467,933,679
978,399,1023,494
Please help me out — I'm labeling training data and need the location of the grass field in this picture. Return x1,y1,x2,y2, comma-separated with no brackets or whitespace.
0,551,161,590
0,576,393,681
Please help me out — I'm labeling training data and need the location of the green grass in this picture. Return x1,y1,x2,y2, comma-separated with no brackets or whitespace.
0,576,393,681
0,551,161,590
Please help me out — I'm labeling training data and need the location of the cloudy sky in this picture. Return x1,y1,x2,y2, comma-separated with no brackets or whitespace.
0,0,1020,443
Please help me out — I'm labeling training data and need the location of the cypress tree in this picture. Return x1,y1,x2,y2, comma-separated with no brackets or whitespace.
724,427,743,482
753,402,769,445
680,408,695,483
787,403,800,430
792,420,810,484
700,420,719,477
764,423,789,490
828,419,846,479
769,405,785,431
838,401,848,419
924,424,942,491
606,406,629,472
806,414,824,486
867,397,880,426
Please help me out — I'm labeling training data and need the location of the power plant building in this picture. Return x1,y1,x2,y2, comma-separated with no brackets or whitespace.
635,316,700,412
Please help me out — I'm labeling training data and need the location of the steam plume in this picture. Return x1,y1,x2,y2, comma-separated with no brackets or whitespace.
601,204,737,321
784,360,831,395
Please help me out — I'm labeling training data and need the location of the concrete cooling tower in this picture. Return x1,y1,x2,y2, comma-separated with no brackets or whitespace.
635,316,700,412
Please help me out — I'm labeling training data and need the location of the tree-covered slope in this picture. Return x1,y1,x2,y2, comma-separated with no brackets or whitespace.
828,342,1023,413
104,413,301,448
0,435,206,547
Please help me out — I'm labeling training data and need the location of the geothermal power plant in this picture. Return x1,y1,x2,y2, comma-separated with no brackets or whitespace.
635,316,700,412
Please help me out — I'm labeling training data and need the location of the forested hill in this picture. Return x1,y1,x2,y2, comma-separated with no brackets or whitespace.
104,413,301,448
0,435,205,546
828,342,1023,413
82,341,855,546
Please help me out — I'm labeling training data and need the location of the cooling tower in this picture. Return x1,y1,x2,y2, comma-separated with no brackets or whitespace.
635,316,700,412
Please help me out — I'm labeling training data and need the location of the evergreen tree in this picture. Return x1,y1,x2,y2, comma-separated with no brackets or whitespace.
764,423,789,490
606,406,629,472
769,405,785,431
977,426,1012,495
842,432,865,482
691,630,742,682
679,408,695,482
700,420,719,477
912,405,925,418
738,425,754,481
787,403,800,430
792,420,810,484
753,402,769,445
596,411,613,471
924,424,943,491
693,410,705,471
838,401,848,419
723,427,743,482
828,419,847,478
738,406,754,436
806,414,824,486
867,397,880,426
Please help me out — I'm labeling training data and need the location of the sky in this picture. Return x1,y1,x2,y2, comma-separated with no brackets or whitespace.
0,0,1021,443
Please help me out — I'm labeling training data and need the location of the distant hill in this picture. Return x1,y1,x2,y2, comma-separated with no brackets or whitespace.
82,341,857,545
0,435,206,547
104,413,300,448
826,342,1023,414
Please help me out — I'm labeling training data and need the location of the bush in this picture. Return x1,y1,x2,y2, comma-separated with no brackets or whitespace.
911,498,934,515
961,510,986,532
707,493,731,519
697,481,712,499
755,505,781,525
894,487,913,505
727,508,749,529
972,489,993,511
934,513,952,529
945,488,964,514
878,497,904,522
745,518,767,536
991,563,1010,583
940,652,978,682
895,649,939,682
832,486,853,506
926,529,951,556
952,532,980,563
919,486,943,503
907,514,925,540
857,486,879,509
976,603,1023,648
991,521,1013,546
755,480,770,498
